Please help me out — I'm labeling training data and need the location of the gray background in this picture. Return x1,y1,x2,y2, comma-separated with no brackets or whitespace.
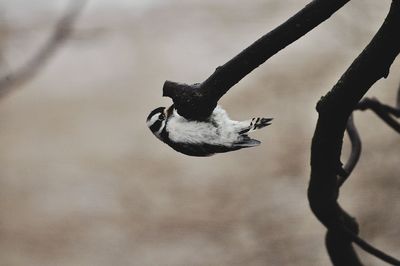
0,0,399,265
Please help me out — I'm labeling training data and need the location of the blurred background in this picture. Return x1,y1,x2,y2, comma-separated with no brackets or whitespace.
0,0,399,265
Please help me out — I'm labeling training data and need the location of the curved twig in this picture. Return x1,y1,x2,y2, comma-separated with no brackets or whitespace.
163,0,350,120
338,114,362,187
342,83,400,186
0,0,87,99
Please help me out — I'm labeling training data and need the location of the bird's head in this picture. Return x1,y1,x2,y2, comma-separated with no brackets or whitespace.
146,106,167,139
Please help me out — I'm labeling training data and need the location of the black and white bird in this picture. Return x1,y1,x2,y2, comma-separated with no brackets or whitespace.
146,105,272,156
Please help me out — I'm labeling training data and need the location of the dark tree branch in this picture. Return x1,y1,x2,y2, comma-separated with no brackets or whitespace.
0,0,87,99
163,0,350,120
308,1,400,265
326,209,362,266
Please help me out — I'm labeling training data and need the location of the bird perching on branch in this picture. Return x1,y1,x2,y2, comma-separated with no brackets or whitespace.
146,104,272,156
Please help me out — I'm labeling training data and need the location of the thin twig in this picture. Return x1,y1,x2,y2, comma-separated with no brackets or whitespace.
342,84,400,185
338,114,362,187
396,82,400,108
0,0,87,99
357,97,400,133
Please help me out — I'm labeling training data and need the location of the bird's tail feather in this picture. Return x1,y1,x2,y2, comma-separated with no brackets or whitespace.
233,138,260,148
238,117,272,134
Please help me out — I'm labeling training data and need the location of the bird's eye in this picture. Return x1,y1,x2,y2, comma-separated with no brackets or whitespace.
158,114,165,120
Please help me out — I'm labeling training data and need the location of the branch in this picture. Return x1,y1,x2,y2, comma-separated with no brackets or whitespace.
163,0,350,120
337,114,362,187
0,0,87,99
357,97,400,133
325,209,362,266
309,0,400,265
339,82,400,187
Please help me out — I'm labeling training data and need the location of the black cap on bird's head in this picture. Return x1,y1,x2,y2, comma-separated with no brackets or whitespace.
146,107,165,121
146,107,167,138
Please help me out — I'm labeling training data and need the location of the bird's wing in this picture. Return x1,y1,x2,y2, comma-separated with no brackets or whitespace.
232,138,261,148
166,141,242,157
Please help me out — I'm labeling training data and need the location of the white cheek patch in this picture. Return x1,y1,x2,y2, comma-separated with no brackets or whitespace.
147,114,159,128
147,113,166,140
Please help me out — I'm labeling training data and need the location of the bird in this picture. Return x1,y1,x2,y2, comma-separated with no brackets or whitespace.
146,104,272,156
